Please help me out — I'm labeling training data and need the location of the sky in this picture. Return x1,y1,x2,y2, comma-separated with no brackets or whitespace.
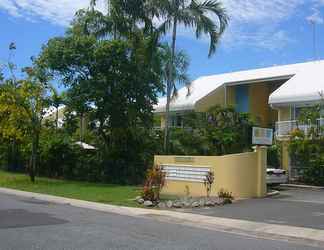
1,0,324,87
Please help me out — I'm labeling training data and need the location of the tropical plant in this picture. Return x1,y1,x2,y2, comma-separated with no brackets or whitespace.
38,10,164,183
206,105,253,155
142,165,166,202
166,106,253,156
204,171,214,198
160,44,191,99
218,188,234,204
289,131,324,186
157,0,229,153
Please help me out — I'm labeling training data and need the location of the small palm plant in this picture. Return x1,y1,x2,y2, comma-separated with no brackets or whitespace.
204,171,215,198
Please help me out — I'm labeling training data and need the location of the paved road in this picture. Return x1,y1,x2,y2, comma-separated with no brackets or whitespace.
180,187,324,229
0,193,321,250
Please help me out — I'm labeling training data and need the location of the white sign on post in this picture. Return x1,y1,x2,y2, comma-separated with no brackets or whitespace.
252,127,273,146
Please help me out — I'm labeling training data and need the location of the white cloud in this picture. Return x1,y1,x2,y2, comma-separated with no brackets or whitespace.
0,0,20,17
220,0,304,50
0,0,310,51
223,0,303,23
0,0,106,26
172,0,304,51
224,29,293,51
307,8,323,24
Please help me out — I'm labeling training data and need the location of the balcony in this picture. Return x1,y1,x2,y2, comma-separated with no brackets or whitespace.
275,118,324,138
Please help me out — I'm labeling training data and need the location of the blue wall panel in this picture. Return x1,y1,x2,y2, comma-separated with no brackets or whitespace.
235,85,249,113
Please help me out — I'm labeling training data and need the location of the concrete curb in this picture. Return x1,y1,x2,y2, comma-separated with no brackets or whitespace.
266,190,280,197
1,187,324,246
280,184,324,190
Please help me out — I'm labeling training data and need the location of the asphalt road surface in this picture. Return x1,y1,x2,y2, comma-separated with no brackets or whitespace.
0,192,322,250
181,187,324,230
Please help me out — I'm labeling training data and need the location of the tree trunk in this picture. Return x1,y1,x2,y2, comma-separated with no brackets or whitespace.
30,131,39,183
163,17,178,154
80,113,84,142
56,106,59,130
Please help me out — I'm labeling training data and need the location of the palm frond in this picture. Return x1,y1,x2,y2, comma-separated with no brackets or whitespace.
187,0,229,57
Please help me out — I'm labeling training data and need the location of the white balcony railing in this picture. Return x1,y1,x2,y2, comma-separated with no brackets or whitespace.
276,118,324,137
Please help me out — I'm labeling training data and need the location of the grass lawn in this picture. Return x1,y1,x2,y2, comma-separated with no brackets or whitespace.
0,170,141,207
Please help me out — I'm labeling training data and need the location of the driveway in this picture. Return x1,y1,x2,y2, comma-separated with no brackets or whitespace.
180,187,324,230
0,192,321,250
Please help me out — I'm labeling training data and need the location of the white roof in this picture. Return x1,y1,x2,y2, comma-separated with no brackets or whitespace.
155,60,324,112
269,61,324,106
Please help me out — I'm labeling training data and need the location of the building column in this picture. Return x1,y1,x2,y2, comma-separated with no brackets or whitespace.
256,146,267,198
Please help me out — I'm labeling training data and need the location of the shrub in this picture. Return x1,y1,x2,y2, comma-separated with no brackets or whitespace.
267,144,281,168
167,106,254,156
204,171,214,198
289,134,324,186
142,165,166,202
218,188,234,204
39,132,76,179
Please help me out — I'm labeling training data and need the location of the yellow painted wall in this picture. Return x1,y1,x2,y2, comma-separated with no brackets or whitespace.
156,82,284,128
154,147,267,199
195,87,225,112
280,140,290,173
195,87,236,112
249,83,278,127
195,83,277,127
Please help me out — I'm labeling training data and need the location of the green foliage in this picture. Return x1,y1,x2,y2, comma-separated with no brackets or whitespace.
0,1,229,186
38,130,102,182
158,0,229,152
267,144,281,168
102,128,162,184
37,9,165,184
205,106,253,155
0,54,51,182
289,133,324,186
159,44,191,98
218,188,234,204
168,106,254,156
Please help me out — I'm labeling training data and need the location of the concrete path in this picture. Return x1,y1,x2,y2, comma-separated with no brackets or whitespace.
0,187,324,248
0,191,322,250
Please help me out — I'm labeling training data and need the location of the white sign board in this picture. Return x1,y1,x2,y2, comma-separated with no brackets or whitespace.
161,164,210,183
252,127,273,146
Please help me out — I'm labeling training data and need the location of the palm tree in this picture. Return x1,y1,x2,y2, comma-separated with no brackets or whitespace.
157,0,228,153
160,44,191,101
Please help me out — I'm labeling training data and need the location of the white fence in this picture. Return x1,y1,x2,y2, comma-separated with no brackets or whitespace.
275,118,324,137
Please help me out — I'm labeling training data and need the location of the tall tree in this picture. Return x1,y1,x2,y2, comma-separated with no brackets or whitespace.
0,65,51,182
38,8,164,183
160,44,190,100
157,0,228,153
